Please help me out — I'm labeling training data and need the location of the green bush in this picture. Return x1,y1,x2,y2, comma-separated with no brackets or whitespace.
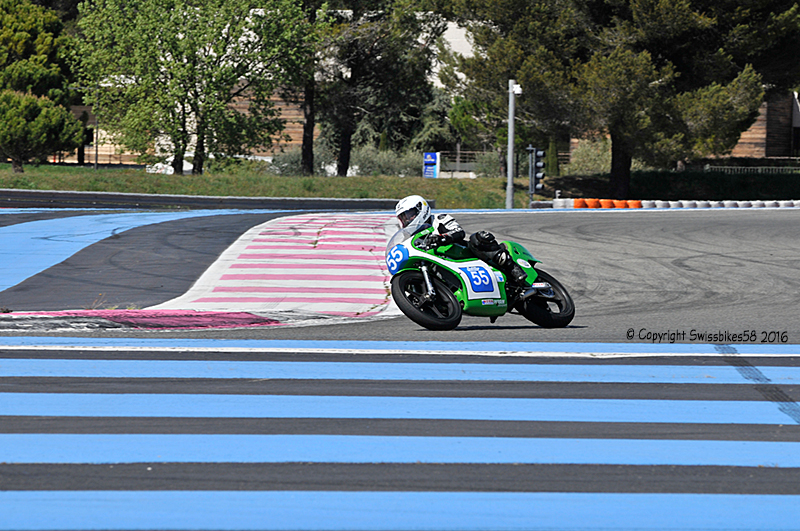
546,168,800,200
562,139,650,175
206,157,270,174
630,170,800,200
265,145,425,177
264,149,303,176
350,146,423,177
0,90,82,172
473,150,504,178
255,146,336,176
261,145,427,177
686,157,800,169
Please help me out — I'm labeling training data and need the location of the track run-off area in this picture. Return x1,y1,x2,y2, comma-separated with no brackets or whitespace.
1,206,799,530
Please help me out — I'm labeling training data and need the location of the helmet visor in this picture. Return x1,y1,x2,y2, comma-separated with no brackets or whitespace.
397,207,419,228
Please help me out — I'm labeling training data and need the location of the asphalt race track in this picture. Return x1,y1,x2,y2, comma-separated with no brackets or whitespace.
1,206,799,530
0,212,288,311
1,207,798,343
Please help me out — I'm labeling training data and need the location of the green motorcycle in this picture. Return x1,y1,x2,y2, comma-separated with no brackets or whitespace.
386,225,575,331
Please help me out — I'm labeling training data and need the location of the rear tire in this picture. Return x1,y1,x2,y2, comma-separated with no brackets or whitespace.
391,270,462,330
517,269,575,328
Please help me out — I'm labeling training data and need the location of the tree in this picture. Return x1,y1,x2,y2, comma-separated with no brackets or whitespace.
447,0,800,198
0,0,73,104
76,0,315,174
316,0,447,176
273,0,328,176
0,90,82,172
30,0,81,22
407,87,457,152
0,0,82,171
294,0,325,176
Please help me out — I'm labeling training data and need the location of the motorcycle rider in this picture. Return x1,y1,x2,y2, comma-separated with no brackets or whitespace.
394,195,529,286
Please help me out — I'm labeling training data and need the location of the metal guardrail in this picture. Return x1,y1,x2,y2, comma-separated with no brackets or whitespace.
0,189,405,211
439,151,481,173
704,166,800,174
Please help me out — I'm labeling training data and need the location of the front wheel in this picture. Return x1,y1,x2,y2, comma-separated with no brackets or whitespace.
391,270,462,331
516,269,575,328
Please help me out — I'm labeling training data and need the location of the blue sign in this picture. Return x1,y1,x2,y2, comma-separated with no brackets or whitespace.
423,152,439,179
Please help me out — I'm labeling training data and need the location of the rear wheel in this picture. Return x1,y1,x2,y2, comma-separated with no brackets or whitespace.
516,269,575,328
391,270,462,331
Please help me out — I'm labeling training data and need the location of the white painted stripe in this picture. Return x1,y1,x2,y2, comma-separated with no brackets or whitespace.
0,339,796,358
0,347,760,357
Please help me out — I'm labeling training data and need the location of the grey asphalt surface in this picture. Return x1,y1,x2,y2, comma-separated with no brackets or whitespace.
2,207,798,343
0,212,287,311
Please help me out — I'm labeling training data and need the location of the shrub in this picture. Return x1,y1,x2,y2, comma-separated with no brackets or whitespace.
0,90,82,172
563,139,650,175
350,146,423,177
260,146,336,176
473,150,504,178
630,170,800,200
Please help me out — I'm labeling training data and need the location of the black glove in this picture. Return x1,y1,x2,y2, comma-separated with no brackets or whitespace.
420,233,444,249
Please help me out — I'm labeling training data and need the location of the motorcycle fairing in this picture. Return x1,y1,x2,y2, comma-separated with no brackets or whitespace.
386,241,503,301
452,258,503,300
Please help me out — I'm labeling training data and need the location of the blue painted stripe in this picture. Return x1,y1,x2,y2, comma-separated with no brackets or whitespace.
1,491,799,530
2,358,799,383
1,337,798,355
2,434,799,466
0,210,280,291
1,393,794,424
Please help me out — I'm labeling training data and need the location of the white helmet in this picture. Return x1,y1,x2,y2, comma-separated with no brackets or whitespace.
395,195,430,232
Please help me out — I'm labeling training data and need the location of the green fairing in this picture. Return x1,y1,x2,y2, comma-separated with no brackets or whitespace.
501,240,541,284
396,229,509,317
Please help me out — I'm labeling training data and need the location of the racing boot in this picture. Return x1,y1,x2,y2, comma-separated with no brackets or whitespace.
494,248,529,286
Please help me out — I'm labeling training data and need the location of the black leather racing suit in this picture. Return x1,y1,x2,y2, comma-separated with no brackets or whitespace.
425,214,528,286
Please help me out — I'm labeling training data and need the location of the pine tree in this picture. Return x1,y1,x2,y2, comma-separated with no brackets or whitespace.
446,0,800,198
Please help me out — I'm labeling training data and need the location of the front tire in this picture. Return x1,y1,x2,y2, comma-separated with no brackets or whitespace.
517,269,575,328
391,270,462,331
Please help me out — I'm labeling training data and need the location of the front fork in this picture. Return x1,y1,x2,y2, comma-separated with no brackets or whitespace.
419,264,436,303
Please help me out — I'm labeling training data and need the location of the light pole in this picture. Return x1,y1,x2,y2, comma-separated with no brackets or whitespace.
505,80,522,209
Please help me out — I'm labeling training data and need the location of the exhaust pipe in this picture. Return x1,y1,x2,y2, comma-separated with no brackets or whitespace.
521,282,554,300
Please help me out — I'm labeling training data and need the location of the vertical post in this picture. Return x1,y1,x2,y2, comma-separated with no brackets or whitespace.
94,113,99,170
505,80,516,209
526,144,534,200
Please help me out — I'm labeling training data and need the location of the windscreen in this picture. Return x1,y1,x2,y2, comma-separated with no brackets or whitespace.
385,224,432,255
386,227,415,254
